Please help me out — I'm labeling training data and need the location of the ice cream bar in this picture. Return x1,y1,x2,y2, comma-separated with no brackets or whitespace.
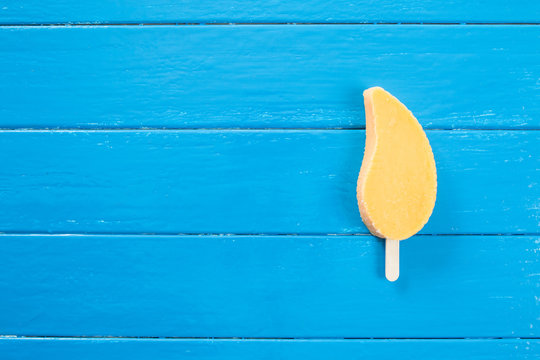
357,87,437,281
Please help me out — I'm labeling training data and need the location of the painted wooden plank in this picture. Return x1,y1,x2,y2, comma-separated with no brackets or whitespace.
0,130,538,235
1,0,539,24
0,26,539,129
0,338,538,360
0,234,537,337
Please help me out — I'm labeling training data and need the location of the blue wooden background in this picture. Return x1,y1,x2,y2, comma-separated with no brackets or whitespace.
0,2,539,359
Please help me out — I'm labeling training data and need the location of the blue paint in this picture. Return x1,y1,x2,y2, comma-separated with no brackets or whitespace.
0,130,537,234
1,5,539,355
1,0,539,23
0,26,538,129
0,234,537,337
0,338,538,360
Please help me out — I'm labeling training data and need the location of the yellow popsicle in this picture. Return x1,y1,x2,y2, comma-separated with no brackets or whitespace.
357,87,437,281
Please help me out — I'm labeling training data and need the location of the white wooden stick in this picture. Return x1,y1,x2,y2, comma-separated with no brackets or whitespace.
385,239,400,282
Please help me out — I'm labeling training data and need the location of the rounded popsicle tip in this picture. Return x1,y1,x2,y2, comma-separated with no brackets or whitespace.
385,269,399,282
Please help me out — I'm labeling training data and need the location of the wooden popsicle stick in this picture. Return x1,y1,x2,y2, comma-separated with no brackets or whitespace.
385,239,400,282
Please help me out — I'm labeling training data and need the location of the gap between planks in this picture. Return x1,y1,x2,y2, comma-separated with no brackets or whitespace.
0,233,538,237
1,335,539,340
0,128,539,132
1,22,540,27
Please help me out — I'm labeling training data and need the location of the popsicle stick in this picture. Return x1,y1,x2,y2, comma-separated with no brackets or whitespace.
385,239,400,282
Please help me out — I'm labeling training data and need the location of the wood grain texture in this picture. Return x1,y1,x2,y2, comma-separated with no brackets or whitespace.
0,234,538,337
0,26,539,129
1,130,537,235
1,0,539,23
0,338,538,360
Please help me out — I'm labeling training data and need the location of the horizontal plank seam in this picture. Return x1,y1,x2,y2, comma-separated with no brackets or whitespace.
0,232,538,237
1,22,540,27
0,128,539,132
1,335,539,340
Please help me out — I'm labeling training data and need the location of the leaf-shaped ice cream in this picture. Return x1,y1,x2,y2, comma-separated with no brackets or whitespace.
357,87,437,281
